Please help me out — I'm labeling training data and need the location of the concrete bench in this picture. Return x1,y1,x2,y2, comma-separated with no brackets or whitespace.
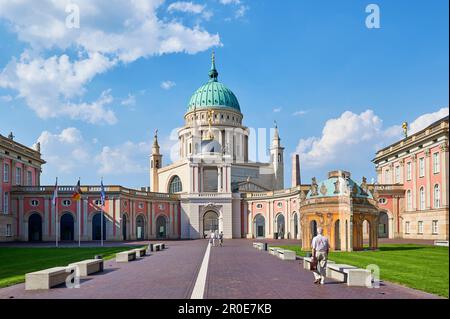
133,247,147,257
25,267,69,290
268,247,282,255
326,264,357,282
154,243,165,251
277,249,296,260
343,268,373,287
302,257,335,270
116,250,137,263
68,259,103,277
434,240,449,247
254,243,265,250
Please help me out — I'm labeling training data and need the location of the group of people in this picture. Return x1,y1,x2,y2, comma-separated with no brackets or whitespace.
209,230,224,247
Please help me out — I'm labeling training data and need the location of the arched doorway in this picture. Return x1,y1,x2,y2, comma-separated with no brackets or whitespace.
92,212,106,240
334,220,341,251
122,214,127,240
378,212,389,238
203,211,219,238
293,213,299,239
156,215,167,239
136,215,145,240
276,214,285,239
310,220,317,242
28,213,42,242
362,219,371,249
254,214,265,238
60,213,74,241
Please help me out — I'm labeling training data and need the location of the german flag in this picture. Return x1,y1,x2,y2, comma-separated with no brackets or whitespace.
72,179,82,201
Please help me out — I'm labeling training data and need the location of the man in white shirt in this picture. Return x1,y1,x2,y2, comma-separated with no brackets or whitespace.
311,227,329,285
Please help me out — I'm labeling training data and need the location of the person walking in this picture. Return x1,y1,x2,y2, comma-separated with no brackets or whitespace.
209,231,215,246
219,231,224,247
311,227,329,285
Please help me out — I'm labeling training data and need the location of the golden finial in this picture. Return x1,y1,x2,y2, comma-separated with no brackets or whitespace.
402,122,408,138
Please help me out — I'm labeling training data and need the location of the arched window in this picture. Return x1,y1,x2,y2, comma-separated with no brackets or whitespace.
406,190,412,211
419,187,425,210
434,184,440,208
168,176,182,193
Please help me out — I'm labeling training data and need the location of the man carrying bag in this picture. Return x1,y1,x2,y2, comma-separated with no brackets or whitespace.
311,227,329,285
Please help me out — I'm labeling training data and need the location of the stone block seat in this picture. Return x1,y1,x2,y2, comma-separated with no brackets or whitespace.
277,249,296,261
253,242,264,250
268,247,282,256
133,247,147,258
116,250,137,263
68,259,103,277
302,257,335,270
154,243,165,251
25,267,69,290
343,268,373,287
326,264,357,282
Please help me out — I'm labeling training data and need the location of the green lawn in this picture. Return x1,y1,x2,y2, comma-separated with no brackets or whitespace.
279,244,449,298
0,246,141,288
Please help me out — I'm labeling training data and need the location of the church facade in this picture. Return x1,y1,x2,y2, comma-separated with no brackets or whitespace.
1,54,447,248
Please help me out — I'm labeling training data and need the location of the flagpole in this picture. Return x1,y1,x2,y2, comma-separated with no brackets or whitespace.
78,178,81,248
55,177,58,248
78,199,81,247
101,178,104,247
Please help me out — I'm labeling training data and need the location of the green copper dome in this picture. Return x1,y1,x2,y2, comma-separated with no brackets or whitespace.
187,52,241,113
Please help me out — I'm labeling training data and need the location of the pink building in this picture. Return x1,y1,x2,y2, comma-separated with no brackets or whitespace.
373,116,449,240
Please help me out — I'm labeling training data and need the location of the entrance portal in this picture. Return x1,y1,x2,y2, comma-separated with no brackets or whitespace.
136,215,145,240
28,213,42,242
60,213,74,241
254,214,265,238
156,215,167,239
92,213,106,240
203,211,219,238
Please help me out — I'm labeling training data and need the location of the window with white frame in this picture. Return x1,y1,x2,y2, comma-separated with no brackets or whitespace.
6,224,12,237
405,221,410,234
406,162,412,181
15,167,22,185
277,202,282,208
432,220,438,234
30,200,39,207
419,187,425,210
138,203,144,209
395,166,400,183
27,170,32,186
256,204,263,209
434,184,440,208
419,158,425,177
384,169,390,184
3,192,8,214
406,190,412,211
418,221,423,234
3,163,9,182
433,152,440,174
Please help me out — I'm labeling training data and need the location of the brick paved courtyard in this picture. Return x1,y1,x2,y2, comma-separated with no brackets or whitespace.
0,239,442,299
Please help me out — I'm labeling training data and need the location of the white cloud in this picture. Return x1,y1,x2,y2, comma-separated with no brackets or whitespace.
161,80,176,90
121,94,136,108
168,2,205,14
235,5,249,18
95,140,151,175
295,110,399,169
36,127,92,174
273,107,282,113
219,0,241,4
293,110,307,116
0,95,13,102
0,0,220,124
408,107,449,135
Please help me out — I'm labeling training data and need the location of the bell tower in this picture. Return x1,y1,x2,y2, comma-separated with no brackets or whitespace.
150,129,162,191
270,121,285,190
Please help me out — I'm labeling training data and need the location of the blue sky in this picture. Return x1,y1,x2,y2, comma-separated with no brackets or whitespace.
0,0,448,188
